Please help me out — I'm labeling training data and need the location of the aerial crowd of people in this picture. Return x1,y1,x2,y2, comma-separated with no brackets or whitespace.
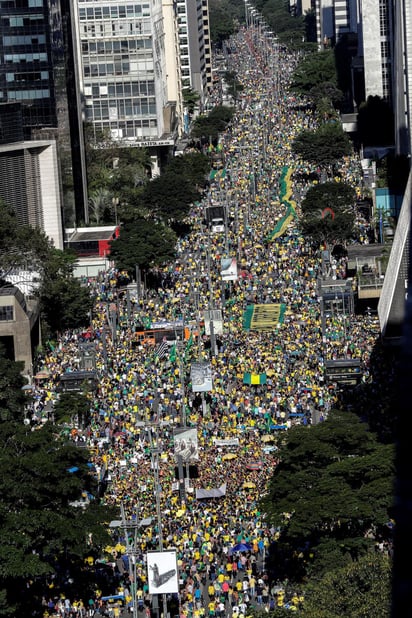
34,22,383,618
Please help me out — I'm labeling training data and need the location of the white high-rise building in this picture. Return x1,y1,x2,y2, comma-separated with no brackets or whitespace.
176,0,212,109
73,0,177,147
315,0,359,47
361,0,394,103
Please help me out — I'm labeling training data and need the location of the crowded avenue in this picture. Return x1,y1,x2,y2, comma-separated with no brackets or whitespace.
35,23,382,618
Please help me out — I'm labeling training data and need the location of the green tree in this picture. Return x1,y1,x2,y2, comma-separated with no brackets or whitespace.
166,152,210,189
208,0,238,46
292,122,352,168
38,249,93,335
54,392,91,428
291,50,337,95
261,410,395,581
301,205,355,247
141,172,201,222
0,345,27,422
85,126,151,221
0,352,114,617
300,181,356,246
191,105,234,143
301,552,391,618
301,182,356,215
182,88,200,114
109,218,177,274
0,201,52,279
88,188,112,224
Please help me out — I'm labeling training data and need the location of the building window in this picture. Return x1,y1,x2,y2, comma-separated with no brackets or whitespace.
0,306,14,321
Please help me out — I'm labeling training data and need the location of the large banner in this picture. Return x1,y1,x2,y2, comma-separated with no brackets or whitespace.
147,551,178,594
195,484,227,499
243,303,286,331
221,256,238,281
204,309,223,335
174,427,199,462
191,361,213,392
214,438,240,447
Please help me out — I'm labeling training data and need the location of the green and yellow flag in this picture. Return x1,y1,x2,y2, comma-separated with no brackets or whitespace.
169,344,177,363
243,303,286,331
243,373,267,385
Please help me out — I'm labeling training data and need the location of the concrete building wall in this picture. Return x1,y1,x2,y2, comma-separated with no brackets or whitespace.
74,0,171,144
162,0,183,135
393,0,412,155
0,139,64,250
361,0,393,101
38,140,64,249
315,0,334,47
378,168,412,339
0,290,40,376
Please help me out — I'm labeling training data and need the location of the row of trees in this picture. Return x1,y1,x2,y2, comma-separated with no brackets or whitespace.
0,347,114,616
108,106,234,275
252,410,393,617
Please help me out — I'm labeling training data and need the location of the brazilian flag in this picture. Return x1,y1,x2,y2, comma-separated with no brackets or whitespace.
243,373,267,385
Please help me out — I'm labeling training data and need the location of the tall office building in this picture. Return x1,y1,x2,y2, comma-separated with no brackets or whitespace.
0,0,57,135
0,104,64,249
176,0,212,108
0,0,88,225
392,0,412,156
74,0,177,149
163,0,183,137
378,0,412,342
361,0,394,104
315,0,359,47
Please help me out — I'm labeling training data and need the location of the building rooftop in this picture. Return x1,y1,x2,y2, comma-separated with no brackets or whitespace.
65,225,118,243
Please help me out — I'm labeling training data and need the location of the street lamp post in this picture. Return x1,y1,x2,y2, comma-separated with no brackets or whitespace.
147,426,168,618
109,507,152,618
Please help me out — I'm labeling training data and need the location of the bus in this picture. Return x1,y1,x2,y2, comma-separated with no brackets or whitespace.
133,321,200,347
324,358,362,386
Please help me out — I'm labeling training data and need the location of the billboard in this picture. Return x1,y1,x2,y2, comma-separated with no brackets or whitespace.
221,256,238,281
191,361,213,392
174,427,199,462
147,550,178,594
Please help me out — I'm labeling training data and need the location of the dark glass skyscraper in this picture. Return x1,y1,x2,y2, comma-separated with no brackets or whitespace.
0,0,57,137
0,0,88,224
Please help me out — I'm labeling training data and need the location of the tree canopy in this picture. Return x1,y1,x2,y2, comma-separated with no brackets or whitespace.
301,181,356,215
85,127,152,225
208,0,240,46
38,249,93,336
261,410,395,582
191,105,235,143
109,218,177,274
0,201,51,279
300,181,356,246
141,171,201,223
292,122,352,167
291,50,338,96
0,344,27,422
301,552,391,618
0,350,115,617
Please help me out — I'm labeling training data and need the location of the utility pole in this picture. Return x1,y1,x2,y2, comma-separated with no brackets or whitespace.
205,216,217,357
109,506,152,618
120,502,138,618
147,425,168,618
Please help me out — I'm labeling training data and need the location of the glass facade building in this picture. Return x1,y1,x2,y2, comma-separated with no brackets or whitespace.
0,0,57,137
